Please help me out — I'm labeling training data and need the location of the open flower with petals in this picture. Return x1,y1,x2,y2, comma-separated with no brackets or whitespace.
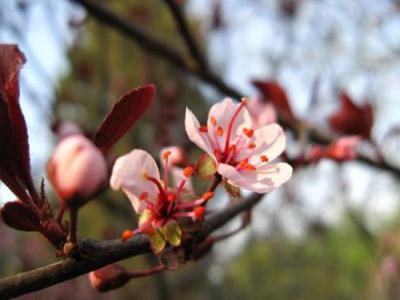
110,149,212,252
185,98,292,193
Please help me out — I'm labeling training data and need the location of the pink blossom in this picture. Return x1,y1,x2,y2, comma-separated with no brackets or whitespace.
110,149,211,237
47,134,108,203
185,98,292,193
247,96,277,128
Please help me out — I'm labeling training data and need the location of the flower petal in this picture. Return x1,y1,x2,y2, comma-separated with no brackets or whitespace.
185,108,216,160
207,98,252,151
110,149,160,212
218,162,292,193
237,123,286,163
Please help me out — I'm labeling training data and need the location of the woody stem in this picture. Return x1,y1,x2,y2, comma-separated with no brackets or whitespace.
68,207,79,244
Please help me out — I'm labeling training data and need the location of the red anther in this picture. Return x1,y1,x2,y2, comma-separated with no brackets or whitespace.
183,166,194,177
248,143,257,149
202,191,214,201
241,97,249,104
260,155,269,162
237,158,249,169
210,116,217,126
162,150,172,161
121,230,133,241
243,127,254,138
167,192,176,202
140,192,149,201
245,163,256,171
199,125,208,133
217,126,224,137
193,207,206,220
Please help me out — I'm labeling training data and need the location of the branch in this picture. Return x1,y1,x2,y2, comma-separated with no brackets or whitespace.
70,0,400,180
162,0,208,71
0,193,263,299
71,0,240,99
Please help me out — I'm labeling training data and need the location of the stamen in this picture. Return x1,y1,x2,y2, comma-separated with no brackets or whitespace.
245,163,256,171
210,116,217,126
243,128,254,138
121,230,134,241
224,145,237,163
193,207,206,220
217,126,224,137
146,176,165,199
214,149,222,161
162,150,172,161
167,192,176,202
260,155,269,162
140,192,149,201
248,143,257,149
224,100,247,155
199,125,208,133
183,166,194,177
236,158,249,170
202,191,214,201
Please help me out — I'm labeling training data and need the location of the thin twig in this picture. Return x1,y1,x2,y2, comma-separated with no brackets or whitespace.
162,0,208,71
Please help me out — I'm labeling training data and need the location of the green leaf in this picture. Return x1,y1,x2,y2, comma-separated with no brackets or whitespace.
162,220,182,247
148,230,166,255
197,154,217,178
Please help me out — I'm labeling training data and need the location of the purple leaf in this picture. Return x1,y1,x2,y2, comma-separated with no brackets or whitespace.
93,84,156,153
0,44,37,201
1,200,41,231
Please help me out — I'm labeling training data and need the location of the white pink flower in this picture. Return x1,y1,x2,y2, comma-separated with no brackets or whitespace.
110,149,211,237
185,98,292,193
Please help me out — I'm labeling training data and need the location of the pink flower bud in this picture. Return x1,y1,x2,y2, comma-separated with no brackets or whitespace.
89,264,130,292
325,136,361,161
47,134,107,206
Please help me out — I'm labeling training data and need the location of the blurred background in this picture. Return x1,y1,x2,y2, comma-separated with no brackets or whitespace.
2,0,400,299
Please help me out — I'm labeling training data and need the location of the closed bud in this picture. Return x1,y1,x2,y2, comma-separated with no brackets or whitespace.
89,264,130,292
47,134,107,207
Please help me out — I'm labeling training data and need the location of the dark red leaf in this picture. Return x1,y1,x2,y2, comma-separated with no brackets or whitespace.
1,200,41,231
252,80,295,121
328,92,373,138
93,84,156,153
0,44,37,201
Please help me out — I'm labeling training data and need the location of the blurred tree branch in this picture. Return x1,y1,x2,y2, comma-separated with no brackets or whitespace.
71,0,400,180
0,193,263,299
162,0,208,71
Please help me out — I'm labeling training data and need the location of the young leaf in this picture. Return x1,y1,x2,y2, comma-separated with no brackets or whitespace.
1,200,41,231
0,44,37,202
149,230,166,255
93,84,156,153
252,80,295,121
328,92,373,138
162,220,182,247
196,154,217,178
